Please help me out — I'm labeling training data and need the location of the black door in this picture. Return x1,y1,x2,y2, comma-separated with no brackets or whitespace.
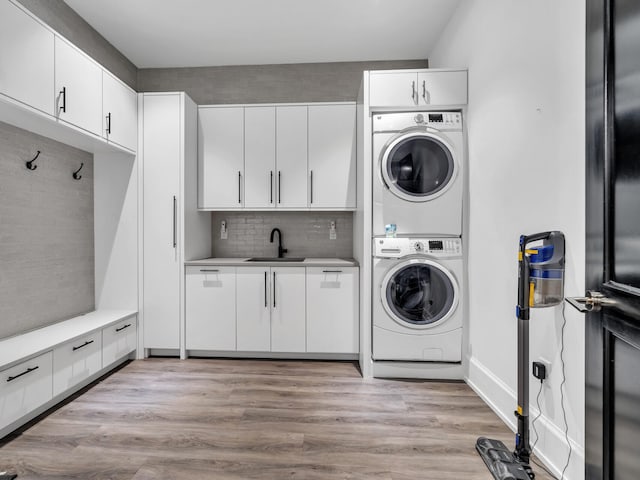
585,0,640,478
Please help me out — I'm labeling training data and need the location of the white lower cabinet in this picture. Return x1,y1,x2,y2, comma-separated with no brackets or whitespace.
102,318,137,366
0,352,53,431
53,333,102,397
306,267,359,354
186,266,236,350
236,267,305,352
186,265,357,356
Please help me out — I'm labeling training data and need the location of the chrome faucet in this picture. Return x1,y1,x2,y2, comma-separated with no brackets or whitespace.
269,228,288,258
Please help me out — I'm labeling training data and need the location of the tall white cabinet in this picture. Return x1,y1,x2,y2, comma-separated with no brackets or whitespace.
140,92,211,357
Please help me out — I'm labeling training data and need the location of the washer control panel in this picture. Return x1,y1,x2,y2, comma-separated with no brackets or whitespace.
374,237,462,258
373,111,463,133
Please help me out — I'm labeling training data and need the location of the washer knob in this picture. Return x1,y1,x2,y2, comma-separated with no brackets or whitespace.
414,242,423,252
414,114,425,124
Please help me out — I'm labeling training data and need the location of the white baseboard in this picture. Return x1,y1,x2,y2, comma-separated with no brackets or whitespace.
466,356,584,480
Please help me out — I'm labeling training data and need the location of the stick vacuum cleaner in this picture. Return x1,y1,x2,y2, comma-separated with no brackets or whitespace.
476,231,565,480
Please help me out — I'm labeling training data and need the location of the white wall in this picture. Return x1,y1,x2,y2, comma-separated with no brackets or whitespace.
430,1,585,478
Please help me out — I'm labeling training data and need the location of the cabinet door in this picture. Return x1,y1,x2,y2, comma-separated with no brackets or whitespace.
186,266,236,350
276,106,308,208
418,70,467,106
143,95,181,349
236,267,271,351
308,104,356,209
244,107,276,208
271,267,306,353
0,352,53,431
54,37,102,135
103,318,137,366
369,71,418,107
306,267,359,354
0,2,54,115
53,333,102,396
198,107,244,209
102,71,137,151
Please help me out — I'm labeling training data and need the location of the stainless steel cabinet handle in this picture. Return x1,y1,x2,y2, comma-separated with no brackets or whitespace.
200,269,219,273
270,171,273,204
322,270,343,273
310,170,314,204
273,271,276,308
264,271,268,307
278,171,281,204
73,339,94,351
106,112,112,134
172,196,177,248
7,365,39,382
411,81,416,104
238,171,242,204
422,80,427,102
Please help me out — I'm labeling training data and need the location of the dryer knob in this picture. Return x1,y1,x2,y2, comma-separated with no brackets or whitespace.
414,242,423,252
414,114,425,124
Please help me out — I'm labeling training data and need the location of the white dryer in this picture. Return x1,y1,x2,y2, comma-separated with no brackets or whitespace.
373,111,464,237
372,236,463,363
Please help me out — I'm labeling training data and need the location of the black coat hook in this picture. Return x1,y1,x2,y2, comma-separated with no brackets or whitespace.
73,162,84,180
26,150,41,170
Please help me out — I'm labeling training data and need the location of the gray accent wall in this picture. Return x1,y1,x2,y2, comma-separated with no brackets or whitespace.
138,60,428,104
0,121,94,339
211,212,353,259
16,0,138,89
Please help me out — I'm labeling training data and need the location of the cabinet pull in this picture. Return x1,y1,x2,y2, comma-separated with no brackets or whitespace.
270,171,273,204
59,86,66,113
310,170,314,204
411,81,416,104
278,171,281,204
273,271,276,308
7,365,39,383
322,270,343,273
172,196,177,248
200,269,219,273
422,80,427,102
115,323,132,333
264,271,268,308
238,171,242,204
106,112,112,134
72,339,94,351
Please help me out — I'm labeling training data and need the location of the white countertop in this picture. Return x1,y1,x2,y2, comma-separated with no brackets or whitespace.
185,257,359,267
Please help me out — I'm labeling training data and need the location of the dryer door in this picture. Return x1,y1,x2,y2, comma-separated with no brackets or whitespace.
381,259,459,329
380,129,457,202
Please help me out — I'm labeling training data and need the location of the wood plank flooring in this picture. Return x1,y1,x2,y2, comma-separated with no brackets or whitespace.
0,359,554,479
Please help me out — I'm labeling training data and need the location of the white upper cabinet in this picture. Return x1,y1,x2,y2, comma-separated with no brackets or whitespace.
308,104,356,209
417,70,468,106
102,71,137,151
198,107,244,209
369,69,468,107
244,107,276,208
276,106,308,208
54,37,102,136
0,2,54,115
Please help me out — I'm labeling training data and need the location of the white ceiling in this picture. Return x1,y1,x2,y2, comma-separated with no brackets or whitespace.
63,0,461,68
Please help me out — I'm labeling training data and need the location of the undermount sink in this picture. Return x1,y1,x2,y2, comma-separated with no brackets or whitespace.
245,257,305,262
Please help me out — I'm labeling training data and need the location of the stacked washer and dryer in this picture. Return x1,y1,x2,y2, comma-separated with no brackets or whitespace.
371,109,466,379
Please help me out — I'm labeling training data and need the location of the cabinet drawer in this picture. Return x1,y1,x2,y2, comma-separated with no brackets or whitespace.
0,352,53,431
102,317,137,366
53,333,102,397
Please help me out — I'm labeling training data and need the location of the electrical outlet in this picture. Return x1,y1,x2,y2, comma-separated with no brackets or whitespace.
329,220,336,240
220,220,228,240
533,358,551,382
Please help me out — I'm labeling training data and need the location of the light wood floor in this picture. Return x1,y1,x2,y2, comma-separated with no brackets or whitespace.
0,359,554,479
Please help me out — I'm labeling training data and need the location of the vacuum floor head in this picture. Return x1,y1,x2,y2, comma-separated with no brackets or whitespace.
476,437,534,480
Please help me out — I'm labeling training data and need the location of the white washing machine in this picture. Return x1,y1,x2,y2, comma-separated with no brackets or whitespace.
372,111,464,237
372,236,463,363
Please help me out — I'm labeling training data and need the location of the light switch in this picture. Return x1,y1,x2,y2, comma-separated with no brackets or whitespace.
329,220,336,240
221,220,228,240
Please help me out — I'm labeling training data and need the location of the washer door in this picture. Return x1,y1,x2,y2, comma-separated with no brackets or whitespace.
381,259,459,329
380,129,457,202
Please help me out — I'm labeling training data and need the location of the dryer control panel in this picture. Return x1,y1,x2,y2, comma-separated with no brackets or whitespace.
373,111,463,132
374,237,462,258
